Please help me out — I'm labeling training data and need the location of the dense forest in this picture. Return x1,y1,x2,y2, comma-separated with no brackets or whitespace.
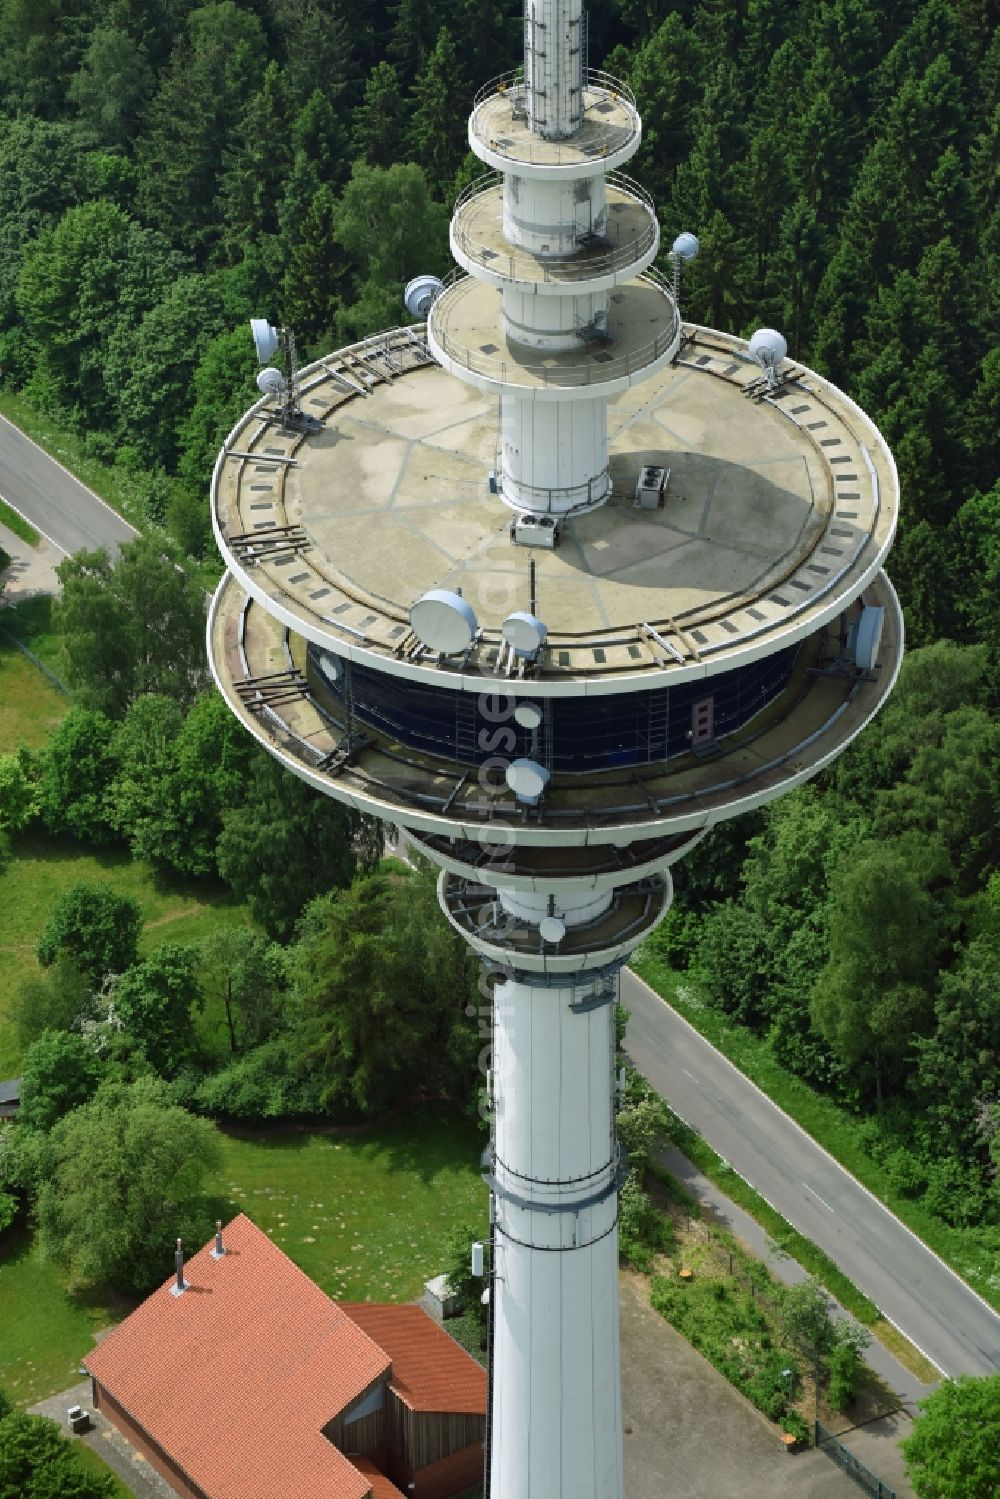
0,0,997,1266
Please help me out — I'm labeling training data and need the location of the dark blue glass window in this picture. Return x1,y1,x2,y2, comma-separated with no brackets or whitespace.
306,643,801,774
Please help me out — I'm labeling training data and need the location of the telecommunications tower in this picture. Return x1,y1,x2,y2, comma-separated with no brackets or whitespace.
207,3,902,1494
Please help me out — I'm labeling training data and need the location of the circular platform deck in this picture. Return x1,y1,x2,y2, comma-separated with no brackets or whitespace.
211,324,898,696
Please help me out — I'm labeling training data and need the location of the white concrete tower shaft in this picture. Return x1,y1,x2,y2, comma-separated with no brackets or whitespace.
524,0,584,138
488,970,623,1498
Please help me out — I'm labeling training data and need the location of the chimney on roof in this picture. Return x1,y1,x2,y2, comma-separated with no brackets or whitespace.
171,1237,186,1297
212,1219,226,1259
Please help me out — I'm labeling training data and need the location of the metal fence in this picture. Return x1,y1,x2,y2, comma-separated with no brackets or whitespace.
815,1421,896,1499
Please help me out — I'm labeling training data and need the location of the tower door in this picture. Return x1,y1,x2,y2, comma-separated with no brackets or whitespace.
691,696,715,747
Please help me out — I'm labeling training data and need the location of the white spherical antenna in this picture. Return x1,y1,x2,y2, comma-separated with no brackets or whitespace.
409,589,478,654
748,327,788,373
505,758,550,805
502,611,547,657
539,915,566,944
513,700,543,730
256,367,285,396
250,318,280,364
671,231,700,261
404,275,444,319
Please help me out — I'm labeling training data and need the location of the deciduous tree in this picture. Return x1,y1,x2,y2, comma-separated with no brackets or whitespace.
36,882,142,984
902,1374,1000,1499
36,1075,222,1293
54,536,208,718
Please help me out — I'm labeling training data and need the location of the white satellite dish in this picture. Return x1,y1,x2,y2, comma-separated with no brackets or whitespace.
250,318,280,364
513,700,543,730
506,758,550,805
748,327,788,375
256,367,285,396
404,275,444,319
671,231,700,261
318,653,342,684
409,590,478,654
539,915,566,944
852,605,884,672
502,611,547,657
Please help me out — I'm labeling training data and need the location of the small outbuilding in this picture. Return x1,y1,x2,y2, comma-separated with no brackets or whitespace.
0,1078,20,1120
84,1214,485,1499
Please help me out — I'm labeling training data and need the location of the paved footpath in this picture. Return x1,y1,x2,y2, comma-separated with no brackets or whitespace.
30,1379,176,1499
621,1275,858,1499
623,967,1000,1378
660,1143,928,1498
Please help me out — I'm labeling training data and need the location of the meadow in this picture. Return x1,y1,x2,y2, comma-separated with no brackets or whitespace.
0,832,249,1075
0,1108,488,1407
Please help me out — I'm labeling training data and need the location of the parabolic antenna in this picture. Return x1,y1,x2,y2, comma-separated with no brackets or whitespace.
539,915,566,944
502,611,547,657
317,652,342,684
256,367,285,396
250,318,280,364
513,700,543,730
748,327,787,373
410,590,478,654
506,758,550,805
671,231,700,261
852,605,885,672
404,275,444,319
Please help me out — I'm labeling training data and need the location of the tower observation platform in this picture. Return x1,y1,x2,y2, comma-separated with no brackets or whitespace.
207,2,902,1494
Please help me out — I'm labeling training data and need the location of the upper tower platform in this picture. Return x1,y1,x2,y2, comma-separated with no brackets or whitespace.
210,323,898,699
469,70,641,178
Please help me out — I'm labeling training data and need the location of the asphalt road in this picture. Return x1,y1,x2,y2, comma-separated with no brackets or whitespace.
0,412,137,556
622,967,1000,1379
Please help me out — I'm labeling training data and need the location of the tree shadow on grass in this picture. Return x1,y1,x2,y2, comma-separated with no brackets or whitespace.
219,1104,484,1188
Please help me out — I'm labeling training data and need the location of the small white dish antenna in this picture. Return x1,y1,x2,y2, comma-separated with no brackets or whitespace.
671,231,700,261
748,327,788,386
505,758,550,805
539,915,566,944
852,605,884,672
502,611,547,657
250,318,280,364
256,367,285,396
409,589,478,654
317,653,342,684
404,275,444,319
513,700,543,730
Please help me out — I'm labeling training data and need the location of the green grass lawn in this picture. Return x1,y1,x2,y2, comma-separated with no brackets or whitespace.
0,1218,131,1409
630,951,1000,1314
0,831,250,1075
0,594,66,678
75,1443,136,1498
210,1109,489,1302
0,1109,488,1407
0,639,68,751
0,498,39,545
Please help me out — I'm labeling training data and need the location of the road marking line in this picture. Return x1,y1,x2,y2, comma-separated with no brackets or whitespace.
627,967,1000,1335
804,1183,835,1213
0,412,139,538
622,973,971,1377
682,1068,697,1081
0,488,68,555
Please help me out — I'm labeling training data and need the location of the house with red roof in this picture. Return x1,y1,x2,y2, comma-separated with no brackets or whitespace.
83,1214,485,1499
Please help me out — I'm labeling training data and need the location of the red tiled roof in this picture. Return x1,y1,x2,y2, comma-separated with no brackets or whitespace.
352,1457,408,1498
85,1215,390,1499
341,1303,486,1416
